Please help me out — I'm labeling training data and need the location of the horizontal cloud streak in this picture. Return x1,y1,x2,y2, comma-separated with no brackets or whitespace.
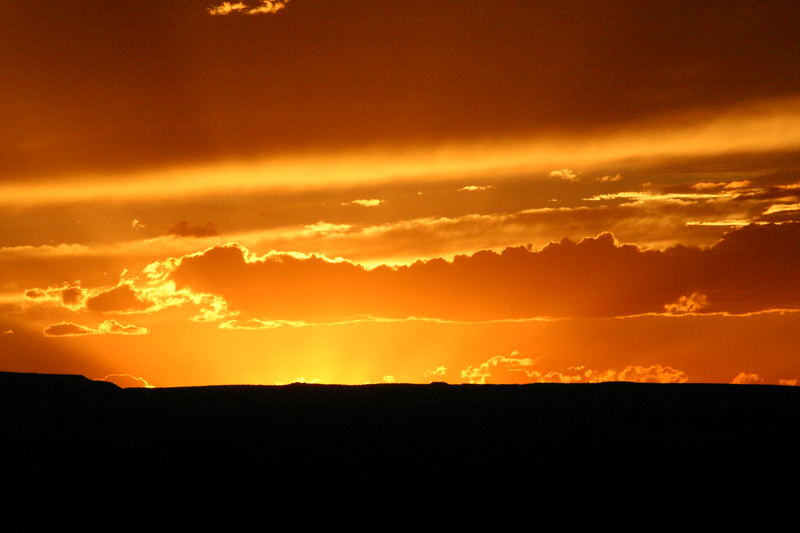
3,96,800,206
141,223,800,322
43,320,149,337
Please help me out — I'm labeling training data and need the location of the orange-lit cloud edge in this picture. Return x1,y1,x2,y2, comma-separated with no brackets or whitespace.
10,220,800,388
3,95,800,207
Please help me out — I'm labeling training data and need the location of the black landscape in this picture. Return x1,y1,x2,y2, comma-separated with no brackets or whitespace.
2,370,798,512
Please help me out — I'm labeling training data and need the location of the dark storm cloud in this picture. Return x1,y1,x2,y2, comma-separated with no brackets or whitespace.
1,0,798,179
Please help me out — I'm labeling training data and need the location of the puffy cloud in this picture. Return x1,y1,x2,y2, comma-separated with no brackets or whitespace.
730,372,764,384
664,293,708,315
428,366,447,377
460,353,688,384
597,174,622,182
42,322,96,337
460,352,536,384
614,364,688,383
137,223,800,322
24,283,88,311
778,378,798,386
548,168,580,182
97,320,149,335
43,320,148,337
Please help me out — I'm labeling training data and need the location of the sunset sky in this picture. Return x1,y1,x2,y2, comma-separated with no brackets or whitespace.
2,0,800,387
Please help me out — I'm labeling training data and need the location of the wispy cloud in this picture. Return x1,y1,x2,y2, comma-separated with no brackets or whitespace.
344,198,384,207
208,1,290,16
459,185,495,192
43,320,149,337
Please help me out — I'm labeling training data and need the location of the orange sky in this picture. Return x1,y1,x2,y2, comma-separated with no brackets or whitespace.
2,0,799,387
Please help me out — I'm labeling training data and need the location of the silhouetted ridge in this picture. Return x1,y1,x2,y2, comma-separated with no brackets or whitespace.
1,372,798,512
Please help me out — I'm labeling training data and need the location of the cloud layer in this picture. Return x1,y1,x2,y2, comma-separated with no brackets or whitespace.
125,223,800,322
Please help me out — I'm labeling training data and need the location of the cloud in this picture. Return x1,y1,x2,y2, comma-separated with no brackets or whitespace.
208,1,290,16
585,191,732,203
778,378,798,386
345,199,384,207
86,283,151,313
730,372,764,384
303,222,353,235
548,168,580,182
24,283,88,311
427,366,447,377
664,292,709,315
101,373,155,388
460,353,688,384
208,2,247,15
460,352,536,384
459,185,495,192
246,1,291,15
165,221,219,238
132,222,800,322
763,203,800,215
43,320,148,337
596,174,622,182
42,322,96,337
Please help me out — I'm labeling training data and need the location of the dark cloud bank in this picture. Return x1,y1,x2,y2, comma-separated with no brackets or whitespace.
166,223,800,321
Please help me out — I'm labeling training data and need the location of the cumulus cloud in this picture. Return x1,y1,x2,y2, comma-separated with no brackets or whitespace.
25,223,800,325
664,292,709,315
596,174,622,182
460,353,688,384
548,168,581,181
130,223,800,322
426,366,447,378
460,352,536,384
43,320,148,337
778,378,798,386
24,283,87,311
730,372,764,384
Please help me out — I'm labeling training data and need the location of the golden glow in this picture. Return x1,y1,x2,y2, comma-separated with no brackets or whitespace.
3,96,800,206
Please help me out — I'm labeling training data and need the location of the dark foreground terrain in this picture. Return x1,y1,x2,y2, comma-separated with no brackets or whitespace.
2,371,798,512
